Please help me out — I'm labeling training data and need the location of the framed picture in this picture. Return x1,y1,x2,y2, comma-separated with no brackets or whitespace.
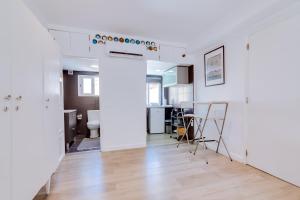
204,46,225,87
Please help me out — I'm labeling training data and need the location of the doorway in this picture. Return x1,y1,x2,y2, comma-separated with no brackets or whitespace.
62,56,101,153
146,60,194,146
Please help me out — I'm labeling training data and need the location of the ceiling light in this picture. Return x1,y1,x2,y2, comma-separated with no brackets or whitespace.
155,69,162,72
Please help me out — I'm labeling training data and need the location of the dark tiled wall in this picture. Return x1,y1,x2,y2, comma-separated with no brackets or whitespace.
63,70,99,137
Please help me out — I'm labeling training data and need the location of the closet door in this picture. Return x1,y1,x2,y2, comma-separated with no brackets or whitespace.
0,1,12,199
11,1,49,199
42,31,62,174
247,13,300,186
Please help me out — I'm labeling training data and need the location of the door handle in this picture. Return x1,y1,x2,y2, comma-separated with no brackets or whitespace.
45,98,50,102
16,96,22,101
4,95,12,101
3,106,9,112
15,106,20,111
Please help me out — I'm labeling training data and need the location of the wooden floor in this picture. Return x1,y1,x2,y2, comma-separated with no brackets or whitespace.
43,144,300,200
147,133,178,146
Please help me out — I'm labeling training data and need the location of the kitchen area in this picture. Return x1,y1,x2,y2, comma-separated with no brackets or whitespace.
146,60,194,146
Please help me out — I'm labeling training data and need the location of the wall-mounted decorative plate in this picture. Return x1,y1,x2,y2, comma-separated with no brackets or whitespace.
130,39,135,44
92,39,98,44
102,35,107,41
91,33,159,52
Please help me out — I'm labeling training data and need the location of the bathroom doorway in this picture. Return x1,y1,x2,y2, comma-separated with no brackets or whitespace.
62,56,101,153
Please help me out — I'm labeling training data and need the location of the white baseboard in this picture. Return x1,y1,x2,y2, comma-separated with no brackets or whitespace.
101,143,146,152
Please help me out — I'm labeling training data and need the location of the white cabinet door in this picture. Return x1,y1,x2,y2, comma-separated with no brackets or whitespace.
0,1,12,199
49,29,71,55
42,31,63,174
160,44,186,64
11,1,49,199
70,32,91,57
247,13,300,186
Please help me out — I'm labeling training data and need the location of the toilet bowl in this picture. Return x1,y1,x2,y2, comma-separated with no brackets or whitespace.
87,110,100,138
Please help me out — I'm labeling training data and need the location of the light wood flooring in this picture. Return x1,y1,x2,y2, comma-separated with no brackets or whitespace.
147,133,178,146
42,144,300,200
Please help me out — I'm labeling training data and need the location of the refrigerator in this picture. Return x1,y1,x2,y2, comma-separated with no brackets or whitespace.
148,107,165,134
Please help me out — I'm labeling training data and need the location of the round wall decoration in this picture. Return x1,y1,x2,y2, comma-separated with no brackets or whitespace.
102,35,107,41
130,39,135,44
91,34,158,52
92,39,98,44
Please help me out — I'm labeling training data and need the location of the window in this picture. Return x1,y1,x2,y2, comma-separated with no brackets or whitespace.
78,75,99,96
146,75,162,106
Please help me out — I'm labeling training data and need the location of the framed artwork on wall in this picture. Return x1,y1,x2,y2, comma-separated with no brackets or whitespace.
204,45,225,87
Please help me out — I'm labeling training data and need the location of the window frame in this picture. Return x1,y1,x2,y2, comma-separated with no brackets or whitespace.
78,75,99,97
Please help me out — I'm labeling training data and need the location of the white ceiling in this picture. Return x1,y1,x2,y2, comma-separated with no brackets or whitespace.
22,0,287,44
62,56,99,72
147,60,176,75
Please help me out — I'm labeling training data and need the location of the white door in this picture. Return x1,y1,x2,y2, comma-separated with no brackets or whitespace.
42,31,62,173
247,14,300,186
49,30,71,55
0,1,12,199
11,1,49,199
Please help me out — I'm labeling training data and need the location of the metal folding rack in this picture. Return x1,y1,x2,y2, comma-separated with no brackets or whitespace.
177,102,232,164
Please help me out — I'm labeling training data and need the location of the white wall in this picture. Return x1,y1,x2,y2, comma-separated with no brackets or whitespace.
191,1,300,164
99,52,147,151
192,35,248,162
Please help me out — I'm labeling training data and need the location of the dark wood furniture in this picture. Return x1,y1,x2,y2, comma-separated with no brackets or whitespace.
64,110,77,151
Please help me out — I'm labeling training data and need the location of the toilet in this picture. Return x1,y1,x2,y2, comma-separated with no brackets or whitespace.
87,110,100,138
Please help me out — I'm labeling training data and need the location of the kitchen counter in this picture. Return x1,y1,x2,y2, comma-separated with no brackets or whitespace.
64,109,77,113
147,105,173,108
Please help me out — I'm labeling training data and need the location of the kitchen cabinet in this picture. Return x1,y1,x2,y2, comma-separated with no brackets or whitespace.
159,44,187,64
49,30,95,58
70,32,91,57
0,1,12,200
163,66,189,87
64,110,77,151
49,30,71,55
0,1,64,199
